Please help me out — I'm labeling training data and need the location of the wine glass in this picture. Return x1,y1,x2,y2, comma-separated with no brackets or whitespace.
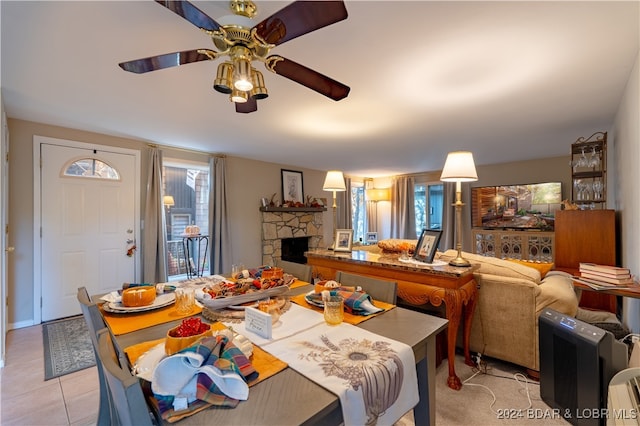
592,180,604,200
588,146,600,168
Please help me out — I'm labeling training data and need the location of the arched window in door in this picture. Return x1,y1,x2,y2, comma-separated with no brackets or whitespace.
63,158,120,180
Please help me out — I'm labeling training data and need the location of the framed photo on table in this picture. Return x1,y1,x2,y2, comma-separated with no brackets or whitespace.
281,169,304,204
334,229,354,252
365,231,378,244
414,229,442,263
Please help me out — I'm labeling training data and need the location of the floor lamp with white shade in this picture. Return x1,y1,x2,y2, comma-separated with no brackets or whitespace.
323,170,346,249
440,151,478,267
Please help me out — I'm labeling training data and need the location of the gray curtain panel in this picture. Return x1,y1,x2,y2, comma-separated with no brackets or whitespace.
390,176,416,239
210,156,231,274
365,180,377,233
336,176,352,230
143,147,168,283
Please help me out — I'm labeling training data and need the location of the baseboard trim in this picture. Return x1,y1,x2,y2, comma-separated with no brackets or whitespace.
9,319,35,330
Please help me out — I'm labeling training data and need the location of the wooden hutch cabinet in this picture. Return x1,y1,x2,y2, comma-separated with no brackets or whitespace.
554,209,617,312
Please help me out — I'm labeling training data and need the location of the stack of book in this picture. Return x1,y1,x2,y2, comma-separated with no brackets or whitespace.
579,263,634,285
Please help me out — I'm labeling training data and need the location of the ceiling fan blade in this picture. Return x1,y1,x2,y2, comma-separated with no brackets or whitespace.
253,1,347,46
268,56,350,101
155,0,221,31
119,49,217,74
236,97,258,113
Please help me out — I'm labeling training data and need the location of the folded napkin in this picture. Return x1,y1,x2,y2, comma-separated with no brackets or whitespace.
151,335,258,421
306,289,384,316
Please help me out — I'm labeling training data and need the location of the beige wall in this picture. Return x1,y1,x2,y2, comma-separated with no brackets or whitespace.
6,119,331,327
613,49,640,333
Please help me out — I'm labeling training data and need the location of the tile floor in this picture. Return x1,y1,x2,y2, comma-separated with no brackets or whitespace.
0,324,99,426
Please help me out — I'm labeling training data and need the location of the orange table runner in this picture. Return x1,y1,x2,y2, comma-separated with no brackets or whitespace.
103,280,308,336
290,293,395,325
101,303,203,336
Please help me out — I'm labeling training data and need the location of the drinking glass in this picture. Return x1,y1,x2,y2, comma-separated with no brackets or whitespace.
231,263,244,280
323,295,344,326
175,288,195,314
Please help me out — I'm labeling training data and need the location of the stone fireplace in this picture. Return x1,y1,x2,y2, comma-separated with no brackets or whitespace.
260,209,325,266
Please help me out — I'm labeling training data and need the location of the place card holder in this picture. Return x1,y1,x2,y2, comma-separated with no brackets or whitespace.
245,307,273,339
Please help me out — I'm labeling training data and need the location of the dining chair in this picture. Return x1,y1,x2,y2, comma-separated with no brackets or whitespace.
334,271,398,304
275,259,313,283
77,287,115,426
96,328,158,426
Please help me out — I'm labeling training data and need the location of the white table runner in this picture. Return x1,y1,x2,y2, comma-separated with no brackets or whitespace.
224,303,325,346
260,321,418,426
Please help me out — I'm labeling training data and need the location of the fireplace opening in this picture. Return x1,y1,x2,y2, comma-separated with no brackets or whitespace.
281,237,309,264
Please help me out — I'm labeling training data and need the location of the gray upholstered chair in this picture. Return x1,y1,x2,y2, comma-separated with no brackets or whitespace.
77,287,115,426
275,259,313,283
334,271,398,304
97,328,157,426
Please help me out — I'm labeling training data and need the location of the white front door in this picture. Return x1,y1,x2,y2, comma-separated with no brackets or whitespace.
37,138,139,321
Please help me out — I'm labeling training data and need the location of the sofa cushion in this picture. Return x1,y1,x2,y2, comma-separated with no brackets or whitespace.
507,259,554,279
438,249,541,283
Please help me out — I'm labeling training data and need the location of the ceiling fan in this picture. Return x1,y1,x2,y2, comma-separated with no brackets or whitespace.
119,0,351,113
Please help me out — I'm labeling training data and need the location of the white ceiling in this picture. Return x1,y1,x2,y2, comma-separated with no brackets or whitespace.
2,1,638,177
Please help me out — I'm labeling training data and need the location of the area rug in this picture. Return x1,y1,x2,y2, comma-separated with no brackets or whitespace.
43,315,96,380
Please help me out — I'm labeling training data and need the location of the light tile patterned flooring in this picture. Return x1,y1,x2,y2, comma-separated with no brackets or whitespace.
0,324,99,426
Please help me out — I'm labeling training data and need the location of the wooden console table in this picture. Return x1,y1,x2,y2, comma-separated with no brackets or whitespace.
305,249,479,390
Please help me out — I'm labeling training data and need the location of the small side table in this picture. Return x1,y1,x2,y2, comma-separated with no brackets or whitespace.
181,235,209,278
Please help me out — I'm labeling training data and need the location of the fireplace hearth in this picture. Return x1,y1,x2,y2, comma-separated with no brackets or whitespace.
281,237,309,264
260,210,324,266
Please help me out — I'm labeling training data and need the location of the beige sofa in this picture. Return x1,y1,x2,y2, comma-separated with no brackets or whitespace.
437,249,579,372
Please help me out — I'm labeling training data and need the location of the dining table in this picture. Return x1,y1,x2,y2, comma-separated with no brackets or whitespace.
96,283,448,425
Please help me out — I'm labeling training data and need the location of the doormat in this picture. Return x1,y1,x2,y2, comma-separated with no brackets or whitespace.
43,315,96,380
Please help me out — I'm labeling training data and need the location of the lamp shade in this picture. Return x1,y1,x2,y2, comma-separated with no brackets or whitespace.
163,195,175,207
440,151,478,182
366,187,391,202
323,171,346,192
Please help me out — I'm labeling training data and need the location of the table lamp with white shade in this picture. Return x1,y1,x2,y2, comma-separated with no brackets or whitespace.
440,151,478,267
323,170,346,248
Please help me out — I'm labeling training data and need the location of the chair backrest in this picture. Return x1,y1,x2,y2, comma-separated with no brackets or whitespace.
77,287,114,426
275,259,313,283
334,271,398,304
97,328,156,426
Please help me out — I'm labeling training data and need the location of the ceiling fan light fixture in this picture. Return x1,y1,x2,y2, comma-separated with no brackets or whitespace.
250,69,268,99
233,58,253,91
213,62,234,94
230,88,248,103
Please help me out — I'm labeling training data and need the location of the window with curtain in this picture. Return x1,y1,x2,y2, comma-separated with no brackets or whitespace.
414,182,444,237
163,158,211,279
350,182,366,244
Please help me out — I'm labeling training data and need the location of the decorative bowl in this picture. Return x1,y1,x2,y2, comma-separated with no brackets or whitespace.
165,318,213,355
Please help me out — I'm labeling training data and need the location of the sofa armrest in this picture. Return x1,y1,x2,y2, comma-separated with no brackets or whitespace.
535,274,579,317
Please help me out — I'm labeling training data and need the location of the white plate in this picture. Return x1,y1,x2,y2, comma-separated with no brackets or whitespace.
304,290,324,308
103,292,175,314
132,342,166,382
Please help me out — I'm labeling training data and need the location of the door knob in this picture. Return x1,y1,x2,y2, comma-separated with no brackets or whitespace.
5,246,14,253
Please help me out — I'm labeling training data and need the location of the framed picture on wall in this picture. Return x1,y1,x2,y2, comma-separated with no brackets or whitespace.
281,169,304,204
334,229,354,252
365,231,378,244
414,229,442,263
